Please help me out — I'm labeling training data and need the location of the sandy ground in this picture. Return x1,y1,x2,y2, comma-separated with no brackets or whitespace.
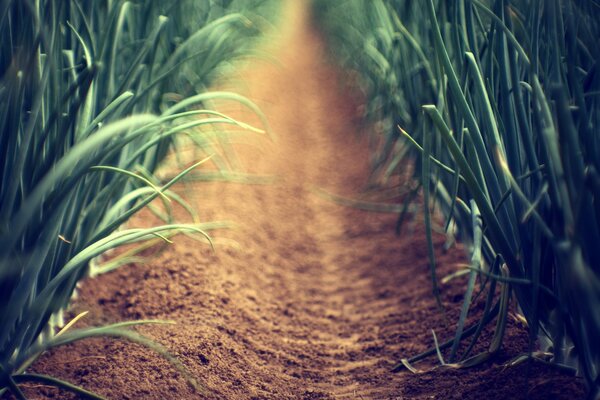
23,2,584,399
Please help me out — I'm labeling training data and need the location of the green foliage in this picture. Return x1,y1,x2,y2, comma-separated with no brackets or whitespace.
0,0,277,397
314,0,600,394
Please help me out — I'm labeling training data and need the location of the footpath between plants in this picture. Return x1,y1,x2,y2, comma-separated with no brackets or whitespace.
28,2,584,399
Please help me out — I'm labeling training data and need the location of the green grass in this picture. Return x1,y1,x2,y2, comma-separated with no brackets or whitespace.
314,0,600,395
0,0,278,398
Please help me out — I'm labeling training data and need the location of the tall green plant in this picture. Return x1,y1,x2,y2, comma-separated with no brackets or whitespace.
0,0,275,398
314,0,600,395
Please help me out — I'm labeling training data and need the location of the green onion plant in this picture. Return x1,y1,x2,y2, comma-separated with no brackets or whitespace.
0,0,277,398
314,0,600,395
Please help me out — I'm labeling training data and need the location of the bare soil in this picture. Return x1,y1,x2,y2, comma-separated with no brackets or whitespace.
25,2,584,399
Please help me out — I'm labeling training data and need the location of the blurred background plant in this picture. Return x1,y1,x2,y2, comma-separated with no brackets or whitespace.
0,0,278,397
313,0,600,396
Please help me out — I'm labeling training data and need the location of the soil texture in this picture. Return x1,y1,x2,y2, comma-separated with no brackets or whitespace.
25,2,584,399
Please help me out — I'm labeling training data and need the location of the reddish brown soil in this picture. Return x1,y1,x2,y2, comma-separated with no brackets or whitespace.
24,2,584,399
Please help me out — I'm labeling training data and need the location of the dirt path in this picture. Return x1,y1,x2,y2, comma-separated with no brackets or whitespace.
28,2,584,399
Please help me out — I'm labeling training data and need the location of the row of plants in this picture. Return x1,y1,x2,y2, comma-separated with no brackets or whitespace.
0,0,278,398
313,0,599,396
